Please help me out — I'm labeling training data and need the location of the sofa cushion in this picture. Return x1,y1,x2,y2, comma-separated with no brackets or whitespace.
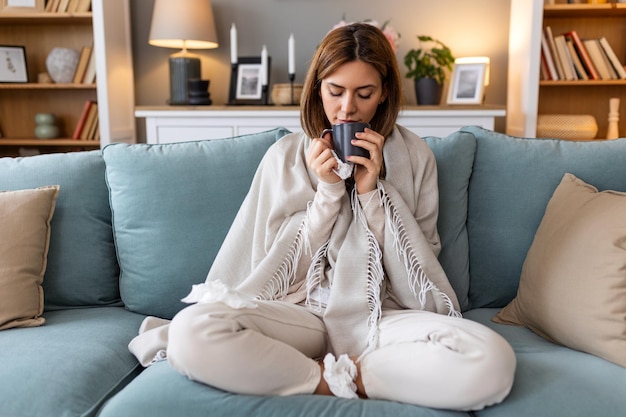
423,131,476,311
466,308,626,417
0,152,120,310
461,126,626,309
0,307,145,417
98,360,469,417
103,128,290,319
0,186,59,330
493,173,626,368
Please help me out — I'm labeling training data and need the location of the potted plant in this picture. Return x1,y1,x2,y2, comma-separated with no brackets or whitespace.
404,35,455,105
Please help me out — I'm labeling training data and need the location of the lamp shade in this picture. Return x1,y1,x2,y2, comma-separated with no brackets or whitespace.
149,0,219,50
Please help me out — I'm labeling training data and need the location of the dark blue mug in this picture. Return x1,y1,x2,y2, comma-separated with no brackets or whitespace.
321,122,370,163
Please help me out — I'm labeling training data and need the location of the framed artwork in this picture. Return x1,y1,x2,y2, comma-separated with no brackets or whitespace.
0,0,45,12
446,61,488,105
228,56,271,105
0,45,28,83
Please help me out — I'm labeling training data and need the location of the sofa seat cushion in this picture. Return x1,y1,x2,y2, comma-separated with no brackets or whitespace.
461,126,626,309
0,151,120,310
103,128,290,319
98,360,469,417
0,307,145,417
465,308,626,417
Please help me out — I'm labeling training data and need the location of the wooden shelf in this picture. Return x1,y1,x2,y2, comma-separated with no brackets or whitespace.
0,138,100,147
540,80,626,86
0,83,96,90
544,3,626,17
0,12,92,24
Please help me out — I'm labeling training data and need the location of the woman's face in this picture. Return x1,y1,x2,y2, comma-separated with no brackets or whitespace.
320,60,386,126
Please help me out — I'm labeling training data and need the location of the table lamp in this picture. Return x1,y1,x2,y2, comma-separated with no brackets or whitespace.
149,0,219,105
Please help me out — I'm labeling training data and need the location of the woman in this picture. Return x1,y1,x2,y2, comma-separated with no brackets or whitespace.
131,23,515,411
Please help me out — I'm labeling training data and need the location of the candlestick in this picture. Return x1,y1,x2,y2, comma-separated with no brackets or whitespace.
288,33,295,75
261,45,268,86
289,73,295,105
230,23,237,64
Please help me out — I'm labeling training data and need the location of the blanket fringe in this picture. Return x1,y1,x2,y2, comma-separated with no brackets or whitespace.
305,240,329,312
257,218,306,301
379,183,461,318
352,186,385,360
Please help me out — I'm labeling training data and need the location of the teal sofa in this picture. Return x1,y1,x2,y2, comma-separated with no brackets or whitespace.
0,126,624,417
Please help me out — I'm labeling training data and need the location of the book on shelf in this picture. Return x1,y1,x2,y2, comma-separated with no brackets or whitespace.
584,39,614,80
566,38,588,80
72,45,92,84
82,47,96,84
80,102,98,140
57,0,70,12
598,37,626,80
72,100,94,139
545,26,565,80
553,35,577,80
75,0,91,12
66,0,79,12
45,0,90,13
563,30,600,80
45,0,60,12
541,31,558,80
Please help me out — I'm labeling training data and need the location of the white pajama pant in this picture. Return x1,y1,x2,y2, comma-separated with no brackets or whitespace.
167,301,516,411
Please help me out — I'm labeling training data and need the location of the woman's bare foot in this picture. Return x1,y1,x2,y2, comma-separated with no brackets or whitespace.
314,360,333,395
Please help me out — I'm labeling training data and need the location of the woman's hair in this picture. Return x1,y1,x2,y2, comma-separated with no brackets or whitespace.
300,22,403,139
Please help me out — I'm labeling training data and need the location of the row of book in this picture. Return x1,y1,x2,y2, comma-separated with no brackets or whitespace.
72,45,96,84
45,0,91,13
540,27,626,81
72,100,99,141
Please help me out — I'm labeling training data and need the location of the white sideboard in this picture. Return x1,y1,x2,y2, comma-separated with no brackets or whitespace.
135,105,506,144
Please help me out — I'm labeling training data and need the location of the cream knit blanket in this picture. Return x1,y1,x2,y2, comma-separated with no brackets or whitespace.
187,125,461,357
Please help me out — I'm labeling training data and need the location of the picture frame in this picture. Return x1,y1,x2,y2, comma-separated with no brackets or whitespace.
0,0,45,13
446,61,488,105
228,56,271,105
0,45,29,83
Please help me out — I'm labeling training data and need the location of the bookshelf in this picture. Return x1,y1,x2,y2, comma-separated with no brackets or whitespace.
0,0,135,157
507,0,626,139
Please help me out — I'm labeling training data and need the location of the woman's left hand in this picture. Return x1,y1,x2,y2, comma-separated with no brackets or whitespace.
348,128,385,194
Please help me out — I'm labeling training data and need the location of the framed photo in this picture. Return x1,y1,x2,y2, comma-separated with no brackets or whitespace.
0,45,28,83
446,61,488,105
228,56,271,105
0,0,45,12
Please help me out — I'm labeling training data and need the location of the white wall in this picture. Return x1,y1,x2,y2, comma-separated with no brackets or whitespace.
130,0,511,134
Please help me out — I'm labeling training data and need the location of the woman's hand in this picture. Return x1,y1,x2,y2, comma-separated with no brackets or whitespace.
306,132,342,184
348,128,385,194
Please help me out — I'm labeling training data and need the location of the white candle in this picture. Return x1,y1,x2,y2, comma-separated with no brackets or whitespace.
288,34,295,75
230,23,238,64
261,45,268,86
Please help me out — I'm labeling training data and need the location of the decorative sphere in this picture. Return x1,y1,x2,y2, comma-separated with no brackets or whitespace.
46,47,79,83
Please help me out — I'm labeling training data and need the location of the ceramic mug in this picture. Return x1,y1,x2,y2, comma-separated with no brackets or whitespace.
321,122,370,163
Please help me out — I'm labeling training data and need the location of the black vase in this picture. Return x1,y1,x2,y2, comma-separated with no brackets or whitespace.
414,78,442,105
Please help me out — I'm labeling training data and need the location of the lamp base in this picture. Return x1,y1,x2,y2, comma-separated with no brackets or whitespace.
169,52,201,105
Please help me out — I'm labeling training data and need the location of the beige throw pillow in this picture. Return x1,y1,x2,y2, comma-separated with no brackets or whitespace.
494,173,626,368
0,186,60,330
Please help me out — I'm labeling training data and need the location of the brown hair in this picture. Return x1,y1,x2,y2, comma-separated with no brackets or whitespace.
300,22,403,139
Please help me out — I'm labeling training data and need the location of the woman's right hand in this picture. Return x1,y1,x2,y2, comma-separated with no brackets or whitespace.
306,133,342,184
